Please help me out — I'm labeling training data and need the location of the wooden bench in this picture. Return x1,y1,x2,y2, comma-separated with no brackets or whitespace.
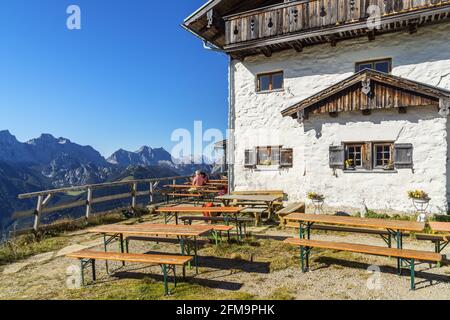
277,202,305,226
180,216,254,240
284,238,443,290
231,190,285,207
66,250,193,295
240,207,268,226
416,234,450,253
164,193,203,204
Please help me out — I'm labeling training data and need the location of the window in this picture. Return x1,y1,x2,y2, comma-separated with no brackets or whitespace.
245,146,293,169
374,143,393,168
339,142,395,171
355,58,392,73
345,144,363,168
257,146,280,166
257,71,284,92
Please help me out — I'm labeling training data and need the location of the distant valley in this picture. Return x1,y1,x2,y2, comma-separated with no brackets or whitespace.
0,130,213,233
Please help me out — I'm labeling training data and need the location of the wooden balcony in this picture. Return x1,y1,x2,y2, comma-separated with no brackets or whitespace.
223,0,450,57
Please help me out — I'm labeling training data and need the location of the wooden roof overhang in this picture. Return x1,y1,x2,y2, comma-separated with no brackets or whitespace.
183,0,282,49
184,1,450,60
281,70,450,121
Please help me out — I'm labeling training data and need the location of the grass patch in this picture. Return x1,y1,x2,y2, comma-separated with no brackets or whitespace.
0,211,131,266
267,287,295,300
0,233,69,266
362,210,413,221
61,278,255,300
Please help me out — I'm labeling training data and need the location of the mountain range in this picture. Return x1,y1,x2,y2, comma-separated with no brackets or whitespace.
0,130,212,233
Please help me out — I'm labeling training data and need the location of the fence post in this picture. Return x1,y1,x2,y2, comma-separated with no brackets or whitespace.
33,195,44,232
86,187,93,219
131,183,137,210
149,182,154,204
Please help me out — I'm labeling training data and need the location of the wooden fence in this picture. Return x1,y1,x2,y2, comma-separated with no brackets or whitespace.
12,175,193,232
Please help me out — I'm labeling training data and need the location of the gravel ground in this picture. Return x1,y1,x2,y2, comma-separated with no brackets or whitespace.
1,217,450,300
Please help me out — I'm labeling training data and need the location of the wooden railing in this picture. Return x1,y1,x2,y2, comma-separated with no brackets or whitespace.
224,0,450,46
12,175,193,232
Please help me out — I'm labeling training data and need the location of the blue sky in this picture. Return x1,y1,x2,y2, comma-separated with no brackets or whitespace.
0,0,228,157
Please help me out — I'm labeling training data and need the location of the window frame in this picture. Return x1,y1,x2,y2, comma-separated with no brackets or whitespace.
345,143,364,169
256,71,284,93
355,58,392,74
373,143,394,169
256,146,281,166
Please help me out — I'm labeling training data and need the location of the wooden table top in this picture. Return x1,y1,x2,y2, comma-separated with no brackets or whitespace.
216,194,282,202
285,213,425,232
429,222,450,233
155,206,243,213
89,223,213,237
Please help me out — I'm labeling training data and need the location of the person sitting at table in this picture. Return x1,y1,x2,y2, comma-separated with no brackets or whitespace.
200,171,209,184
189,170,206,192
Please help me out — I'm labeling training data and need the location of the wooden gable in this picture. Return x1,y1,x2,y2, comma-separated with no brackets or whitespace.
281,70,450,119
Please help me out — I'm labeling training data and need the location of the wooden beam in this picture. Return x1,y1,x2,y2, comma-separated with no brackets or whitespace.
325,35,337,47
290,41,303,52
329,112,338,118
260,46,272,57
398,106,407,114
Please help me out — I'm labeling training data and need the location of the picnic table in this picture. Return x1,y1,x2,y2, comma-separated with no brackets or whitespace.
428,221,450,253
216,194,282,225
285,213,425,271
88,223,213,274
155,206,243,224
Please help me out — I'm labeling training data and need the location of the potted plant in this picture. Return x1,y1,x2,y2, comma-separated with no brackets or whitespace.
407,190,430,222
345,159,355,170
383,160,395,171
307,192,325,214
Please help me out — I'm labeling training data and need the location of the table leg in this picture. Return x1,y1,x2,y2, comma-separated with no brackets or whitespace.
194,236,199,275
119,234,125,267
179,237,187,277
103,234,109,274
396,230,402,275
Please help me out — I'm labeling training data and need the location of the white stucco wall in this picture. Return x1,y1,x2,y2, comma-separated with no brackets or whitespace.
230,23,450,214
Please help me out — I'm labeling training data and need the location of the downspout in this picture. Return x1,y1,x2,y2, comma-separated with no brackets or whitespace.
227,56,235,193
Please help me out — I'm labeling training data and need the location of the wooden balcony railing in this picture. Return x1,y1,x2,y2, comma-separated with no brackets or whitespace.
224,0,450,46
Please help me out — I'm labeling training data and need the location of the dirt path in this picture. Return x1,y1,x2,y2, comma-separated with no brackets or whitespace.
1,218,450,300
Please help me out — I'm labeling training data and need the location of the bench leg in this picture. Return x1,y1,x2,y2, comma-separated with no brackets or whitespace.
410,259,415,291
119,234,125,267
92,259,96,282
300,245,305,272
80,259,85,286
162,264,169,296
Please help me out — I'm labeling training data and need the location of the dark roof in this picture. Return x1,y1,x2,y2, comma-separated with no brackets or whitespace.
281,69,450,118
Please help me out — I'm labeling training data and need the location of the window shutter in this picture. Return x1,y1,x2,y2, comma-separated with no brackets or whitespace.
329,145,344,169
244,149,256,168
394,144,413,168
280,148,293,168
362,142,372,170
271,146,281,165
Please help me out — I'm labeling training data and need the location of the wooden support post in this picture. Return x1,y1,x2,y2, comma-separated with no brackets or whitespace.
149,182,154,204
33,195,44,232
86,187,93,219
131,183,137,210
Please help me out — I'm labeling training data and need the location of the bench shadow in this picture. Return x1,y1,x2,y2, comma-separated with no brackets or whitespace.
139,250,271,274
314,256,450,289
197,255,271,274
112,269,243,291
